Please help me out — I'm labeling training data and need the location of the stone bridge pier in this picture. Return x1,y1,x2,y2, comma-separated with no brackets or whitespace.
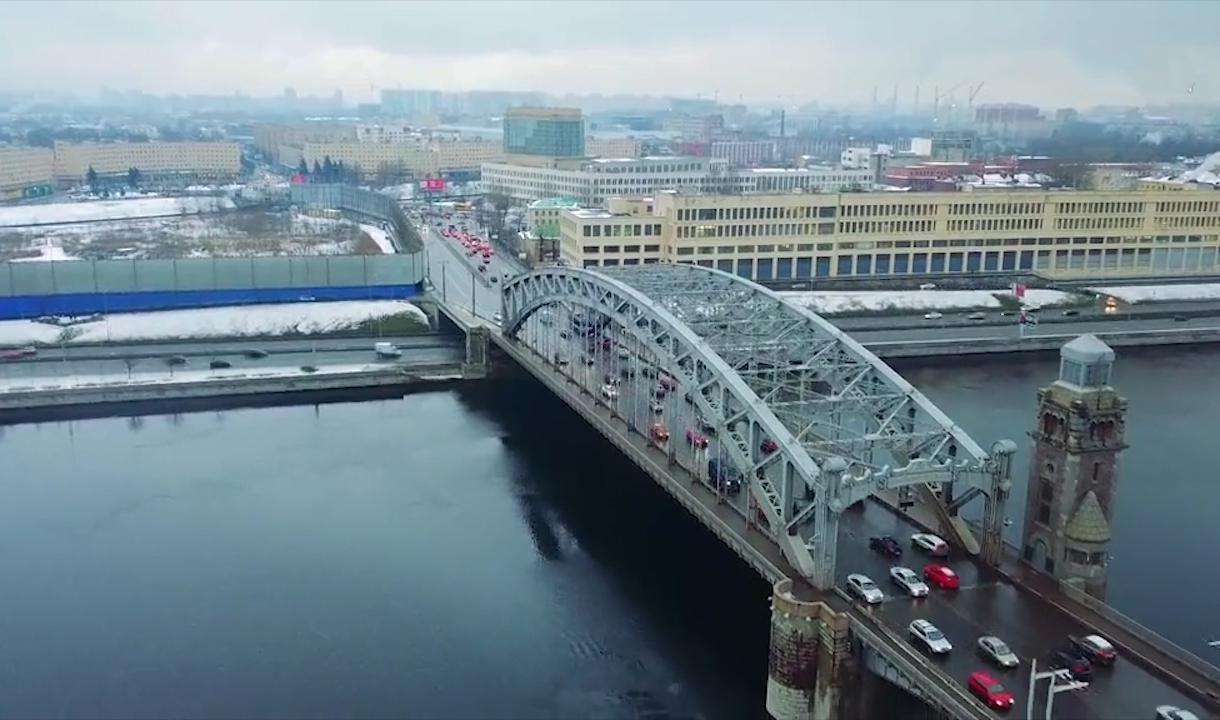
766,580,853,720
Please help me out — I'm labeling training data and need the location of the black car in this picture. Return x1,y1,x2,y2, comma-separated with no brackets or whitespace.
1050,650,1093,681
209,359,232,369
869,535,903,558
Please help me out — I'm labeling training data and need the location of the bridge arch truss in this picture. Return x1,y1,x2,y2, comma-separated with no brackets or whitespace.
501,264,1013,589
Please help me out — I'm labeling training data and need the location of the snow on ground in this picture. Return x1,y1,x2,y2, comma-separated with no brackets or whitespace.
779,288,1075,314
360,223,394,254
0,300,427,347
1091,283,1220,303
0,196,236,228
0,363,397,393
9,239,77,262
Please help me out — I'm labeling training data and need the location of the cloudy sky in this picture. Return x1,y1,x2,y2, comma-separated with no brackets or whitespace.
1,0,1214,108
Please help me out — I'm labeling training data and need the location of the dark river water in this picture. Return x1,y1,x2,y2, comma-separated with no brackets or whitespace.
0,345,1216,719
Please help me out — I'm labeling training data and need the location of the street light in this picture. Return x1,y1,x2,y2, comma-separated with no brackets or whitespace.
1027,659,1088,720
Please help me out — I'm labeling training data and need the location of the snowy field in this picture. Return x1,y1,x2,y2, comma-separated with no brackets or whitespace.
1091,283,1220,303
0,300,427,347
0,197,236,228
779,288,1075,314
0,211,389,261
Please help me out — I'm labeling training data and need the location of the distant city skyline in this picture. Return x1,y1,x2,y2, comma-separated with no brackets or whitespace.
1,0,1216,109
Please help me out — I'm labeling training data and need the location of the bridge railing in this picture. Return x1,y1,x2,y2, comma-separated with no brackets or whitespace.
834,588,989,720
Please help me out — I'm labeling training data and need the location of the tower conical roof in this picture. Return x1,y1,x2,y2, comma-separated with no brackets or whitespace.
1064,490,1111,543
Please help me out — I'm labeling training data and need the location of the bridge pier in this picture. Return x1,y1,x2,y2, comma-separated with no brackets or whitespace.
463,326,491,378
766,579,852,720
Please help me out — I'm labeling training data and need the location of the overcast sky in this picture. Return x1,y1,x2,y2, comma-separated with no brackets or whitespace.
1,1,1215,108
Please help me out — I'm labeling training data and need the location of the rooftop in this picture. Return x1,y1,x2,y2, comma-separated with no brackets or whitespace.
528,196,582,209
1065,491,1112,544
568,208,614,219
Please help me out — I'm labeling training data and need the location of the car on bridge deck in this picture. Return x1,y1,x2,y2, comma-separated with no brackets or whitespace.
869,535,903,558
1049,649,1093,681
976,635,1020,669
846,574,885,604
923,563,960,590
685,429,708,449
760,437,778,454
706,459,743,494
911,532,950,557
600,384,619,401
1156,706,1201,720
888,566,929,598
649,423,670,445
967,671,1014,711
909,619,952,654
650,400,664,415
1069,634,1117,666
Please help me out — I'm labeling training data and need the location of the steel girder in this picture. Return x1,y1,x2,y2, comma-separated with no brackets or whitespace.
501,264,1010,588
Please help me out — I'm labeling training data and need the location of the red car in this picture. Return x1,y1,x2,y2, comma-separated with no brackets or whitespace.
0,345,37,360
650,423,670,444
760,438,778,454
685,429,709,448
923,563,960,590
967,671,1014,711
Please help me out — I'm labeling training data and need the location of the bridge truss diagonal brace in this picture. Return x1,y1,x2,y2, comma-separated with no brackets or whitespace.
501,267,825,579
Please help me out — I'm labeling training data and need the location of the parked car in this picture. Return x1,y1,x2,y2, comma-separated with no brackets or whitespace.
1069,634,1117,665
967,671,1015,711
977,636,1020,669
846,573,885,605
923,563,961,590
686,429,709,449
869,535,903,558
649,423,670,444
889,566,929,598
911,532,949,557
924,311,944,320
909,619,952,654
1049,649,1093,681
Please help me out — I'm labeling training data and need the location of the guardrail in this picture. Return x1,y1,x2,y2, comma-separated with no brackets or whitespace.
834,588,990,720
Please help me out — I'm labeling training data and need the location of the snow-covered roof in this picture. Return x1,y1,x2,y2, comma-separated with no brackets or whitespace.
1061,334,1115,364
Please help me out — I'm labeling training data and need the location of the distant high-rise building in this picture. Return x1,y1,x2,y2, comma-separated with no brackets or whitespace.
503,107,585,158
283,87,297,102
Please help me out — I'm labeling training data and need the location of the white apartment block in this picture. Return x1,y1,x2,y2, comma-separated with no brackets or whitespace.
710,140,776,166
481,156,739,206
53,141,241,183
301,140,504,178
0,146,54,200
585,136,642,159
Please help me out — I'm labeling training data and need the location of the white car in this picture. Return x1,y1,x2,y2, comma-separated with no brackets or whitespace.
919,283,937,290
1156,707,1200,720
911,532,949,557
977,635,1020,668
492,312,503,325
600,384,619,400
846,573,885,604
909,619,952,654
889,566,929,598
923,311,944,320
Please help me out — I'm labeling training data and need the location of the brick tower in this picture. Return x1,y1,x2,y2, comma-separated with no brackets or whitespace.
1021,335,1127,600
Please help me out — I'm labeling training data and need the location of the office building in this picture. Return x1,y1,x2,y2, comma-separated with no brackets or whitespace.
710,140,776,166
481,156,736,206
557,187,1220,281
53,141,241,184
253,123,356,163
0,146,55,200
585,136,641,159
527,197,582,240
558,198,666,268
665,113,724,142
299,139,504,180
503,107,585,158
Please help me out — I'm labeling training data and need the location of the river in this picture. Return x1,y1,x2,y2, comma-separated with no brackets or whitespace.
0,344,1216,718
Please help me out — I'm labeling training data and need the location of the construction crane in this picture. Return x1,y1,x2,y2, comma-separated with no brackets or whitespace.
967,82,985,121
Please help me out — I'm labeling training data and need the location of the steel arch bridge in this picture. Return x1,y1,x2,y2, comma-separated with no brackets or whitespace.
501,264,1014,589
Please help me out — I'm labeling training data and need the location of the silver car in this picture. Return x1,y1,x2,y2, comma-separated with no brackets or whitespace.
977,635,1020,668
909,619,952,654
846,573,885,604
889,566,930,597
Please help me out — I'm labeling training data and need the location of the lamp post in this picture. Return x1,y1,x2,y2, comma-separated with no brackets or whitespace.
1027,659,1088,720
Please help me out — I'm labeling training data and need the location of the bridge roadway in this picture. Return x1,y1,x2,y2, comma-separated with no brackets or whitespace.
420,233,1218,718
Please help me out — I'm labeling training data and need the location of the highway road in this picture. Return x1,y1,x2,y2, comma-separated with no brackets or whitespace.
850,314,1220,345
0,335,463,386
414,208,513,322
507,306,1209,720
830,298,1220,332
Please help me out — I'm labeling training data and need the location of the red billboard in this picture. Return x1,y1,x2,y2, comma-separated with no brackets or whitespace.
421,178,446,192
